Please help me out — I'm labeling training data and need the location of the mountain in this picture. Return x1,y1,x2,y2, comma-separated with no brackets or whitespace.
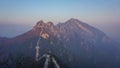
0,18,120,68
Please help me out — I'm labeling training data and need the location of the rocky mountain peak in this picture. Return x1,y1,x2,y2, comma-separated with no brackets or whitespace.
65,18,82,24
32,20,56,39
47,21,54,27
33,20,46,31
34,20,54,29
31,18,105,40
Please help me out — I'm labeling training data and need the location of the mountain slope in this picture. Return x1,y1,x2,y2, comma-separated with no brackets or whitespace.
0,18,120,68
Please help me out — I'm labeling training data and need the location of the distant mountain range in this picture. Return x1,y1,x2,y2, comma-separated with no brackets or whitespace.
0,18,120,68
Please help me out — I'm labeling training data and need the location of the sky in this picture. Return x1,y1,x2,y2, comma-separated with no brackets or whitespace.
0,0,120,42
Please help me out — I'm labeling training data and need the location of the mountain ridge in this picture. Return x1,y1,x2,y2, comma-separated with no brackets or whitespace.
0,18,120,68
